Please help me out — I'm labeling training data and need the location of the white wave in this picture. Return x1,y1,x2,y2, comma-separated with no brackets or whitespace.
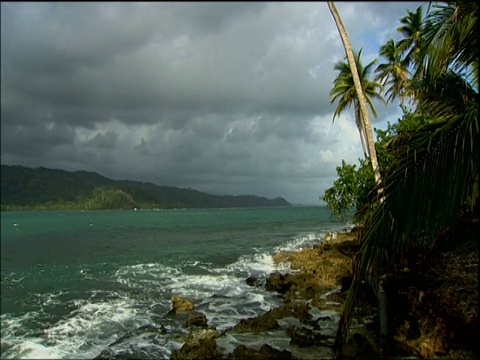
169,273,243,299
16,340,59,359
1,313,61,359
115,263,182,280
1,295,150,359
223,252,278,276
274,232,326,253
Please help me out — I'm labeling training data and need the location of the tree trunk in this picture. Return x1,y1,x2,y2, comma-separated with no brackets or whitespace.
329,2,388,356
354,101,369,158
327,1,382,190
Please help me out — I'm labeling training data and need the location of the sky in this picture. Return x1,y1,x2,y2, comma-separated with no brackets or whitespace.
1,2,428,205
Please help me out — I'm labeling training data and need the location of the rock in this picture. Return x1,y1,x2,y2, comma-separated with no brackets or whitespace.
228,344,298,360
290,301,312,323
246,276,262,287
170,328,222,360
234,311,280,332
286,326,328,347
171,294,194,314
93,323,168,359
94,349,117,359
265,271,295,293
187,311,208,327
170,337,218,360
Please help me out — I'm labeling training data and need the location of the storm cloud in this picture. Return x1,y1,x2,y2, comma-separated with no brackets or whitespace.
1,2,426,204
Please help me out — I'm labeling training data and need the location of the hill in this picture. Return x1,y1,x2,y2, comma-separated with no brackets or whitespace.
0,164,291,211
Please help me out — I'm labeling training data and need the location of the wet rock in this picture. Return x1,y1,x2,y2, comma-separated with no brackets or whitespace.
336,240,360,257
298,285,316,300
246,276,262,287
286,326,329,347
170,337,218,360
290,301,312,323
171,294,194,314
170,328,222,360
265,271,295,293
233,311,280,332
228,344,298,360
93,324,168,359
94,348,118,359
187,311,208,327
232,301,313,335
326,290,347,304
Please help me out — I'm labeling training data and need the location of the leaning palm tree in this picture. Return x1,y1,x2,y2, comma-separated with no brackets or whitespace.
375,39,411,112
334,1,479,355
330,49,387,159
327,1,383,190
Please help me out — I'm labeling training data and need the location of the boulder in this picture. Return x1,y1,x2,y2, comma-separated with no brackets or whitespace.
170,337,218,360
286,326,328,347
246,276,262,287
187,311,208,327
233,311,280,333
265,271,295,293
170,328,222,360
171,294,194,314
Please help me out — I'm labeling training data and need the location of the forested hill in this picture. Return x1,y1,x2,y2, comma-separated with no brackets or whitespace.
0,165,291,211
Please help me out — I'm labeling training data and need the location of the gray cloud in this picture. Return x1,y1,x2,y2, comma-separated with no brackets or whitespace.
1,2,427,204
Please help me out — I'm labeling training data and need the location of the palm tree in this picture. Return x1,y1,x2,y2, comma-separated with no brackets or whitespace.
330,49,387,159
375,39,411,112
413,1,478,90
396,6,426,69
327,1,383,190
334,1,479,354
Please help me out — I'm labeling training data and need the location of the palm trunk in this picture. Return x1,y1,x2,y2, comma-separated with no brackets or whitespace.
354,102,369,158
328,2,387,355
328,1,382,190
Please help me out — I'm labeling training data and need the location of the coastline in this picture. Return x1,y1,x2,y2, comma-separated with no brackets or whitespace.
169,227,377,360
168,224,478,360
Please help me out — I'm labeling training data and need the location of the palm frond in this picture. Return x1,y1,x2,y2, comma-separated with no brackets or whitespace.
366,107,478,267
413,69,478,122
335,104,479,350
414,1,478,86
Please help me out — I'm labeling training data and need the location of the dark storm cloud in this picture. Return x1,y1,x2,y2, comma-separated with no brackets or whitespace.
1,2,427,204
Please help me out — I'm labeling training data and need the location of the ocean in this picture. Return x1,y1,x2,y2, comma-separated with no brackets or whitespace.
1,206,350,359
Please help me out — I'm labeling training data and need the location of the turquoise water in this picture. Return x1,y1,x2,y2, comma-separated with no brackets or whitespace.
1,206,349,359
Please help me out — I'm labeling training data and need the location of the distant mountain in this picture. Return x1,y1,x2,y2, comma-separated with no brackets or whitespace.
0,164,291,210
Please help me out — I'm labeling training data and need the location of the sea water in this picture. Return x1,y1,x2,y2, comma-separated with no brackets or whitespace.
1,206,349,359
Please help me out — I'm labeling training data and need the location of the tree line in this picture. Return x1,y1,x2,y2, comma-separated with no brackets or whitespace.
0,165,291,210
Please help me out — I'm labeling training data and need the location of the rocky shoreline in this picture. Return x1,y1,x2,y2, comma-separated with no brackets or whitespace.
168,227,379,360
95,225,478,359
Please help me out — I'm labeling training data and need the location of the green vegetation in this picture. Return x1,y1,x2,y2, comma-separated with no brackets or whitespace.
321,110,429,221
325,1,478,356
0,165,291,210
329,48,386,158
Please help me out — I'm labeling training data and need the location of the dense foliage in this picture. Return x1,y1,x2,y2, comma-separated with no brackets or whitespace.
0,165,291,210
321,110,429,221
325,0,479,351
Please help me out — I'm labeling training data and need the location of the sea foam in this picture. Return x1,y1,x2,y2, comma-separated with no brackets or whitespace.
1,293,148,359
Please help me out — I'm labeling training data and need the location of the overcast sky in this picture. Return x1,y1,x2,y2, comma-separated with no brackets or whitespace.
1,2,427,205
